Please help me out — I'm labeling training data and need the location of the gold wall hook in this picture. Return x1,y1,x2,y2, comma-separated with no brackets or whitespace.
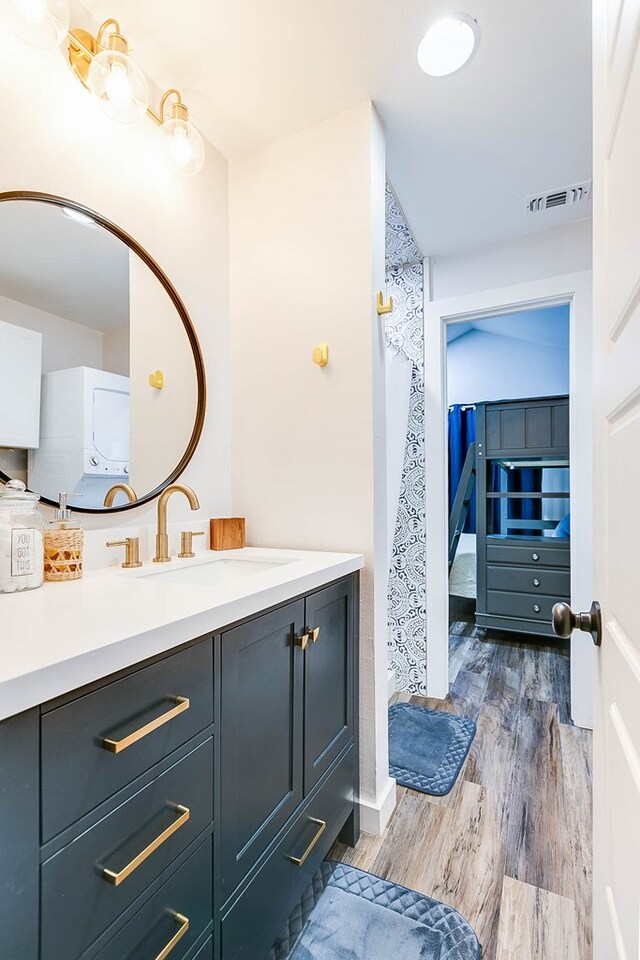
312,343,329,367
376,291,394,315
149,370,164,389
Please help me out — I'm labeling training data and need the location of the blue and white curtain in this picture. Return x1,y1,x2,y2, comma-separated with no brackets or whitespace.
384,184,426,695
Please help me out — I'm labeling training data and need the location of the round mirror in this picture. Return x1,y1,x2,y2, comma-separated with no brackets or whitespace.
0,192,206,512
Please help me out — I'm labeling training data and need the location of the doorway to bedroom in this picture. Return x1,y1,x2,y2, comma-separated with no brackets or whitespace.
446,303,571,636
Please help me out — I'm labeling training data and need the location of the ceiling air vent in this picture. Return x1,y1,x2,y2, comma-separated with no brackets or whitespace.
526,180,592,213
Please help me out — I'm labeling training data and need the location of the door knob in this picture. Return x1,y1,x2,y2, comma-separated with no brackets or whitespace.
552,600,602,646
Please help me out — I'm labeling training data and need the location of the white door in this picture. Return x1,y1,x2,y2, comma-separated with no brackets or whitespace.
592,0,640,955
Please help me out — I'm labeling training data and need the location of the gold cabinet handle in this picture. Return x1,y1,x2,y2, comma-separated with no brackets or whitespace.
309,627,320,643
286,817,326,866
156,911,190,960
295,632,310,651
102,804,190,886
102,697,190,753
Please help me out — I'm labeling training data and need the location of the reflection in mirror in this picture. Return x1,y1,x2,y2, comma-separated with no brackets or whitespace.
0,198,202,511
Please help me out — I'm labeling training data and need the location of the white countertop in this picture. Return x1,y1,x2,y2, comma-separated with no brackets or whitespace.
0,547,364,721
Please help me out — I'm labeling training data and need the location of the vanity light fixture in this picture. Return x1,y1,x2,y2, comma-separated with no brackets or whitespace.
417,14,480,77
3,2,206,175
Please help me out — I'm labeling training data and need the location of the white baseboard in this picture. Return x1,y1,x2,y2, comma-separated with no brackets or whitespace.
387,667,396,700
358,775,397,835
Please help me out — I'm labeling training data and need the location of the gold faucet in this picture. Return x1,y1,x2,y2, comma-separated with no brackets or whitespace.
153,484,200,562
104,483,138,507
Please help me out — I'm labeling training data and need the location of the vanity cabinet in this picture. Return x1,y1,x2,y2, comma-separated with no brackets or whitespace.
0,572,359,960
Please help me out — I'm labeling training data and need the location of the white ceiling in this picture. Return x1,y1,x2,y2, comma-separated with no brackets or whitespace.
446,304,570,346
83,0,592,256
0,200,129,330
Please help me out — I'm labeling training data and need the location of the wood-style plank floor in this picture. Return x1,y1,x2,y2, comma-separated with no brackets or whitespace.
330,622,592,960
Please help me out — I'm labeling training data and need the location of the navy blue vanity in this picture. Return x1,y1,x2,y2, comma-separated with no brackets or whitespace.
0,572,359,960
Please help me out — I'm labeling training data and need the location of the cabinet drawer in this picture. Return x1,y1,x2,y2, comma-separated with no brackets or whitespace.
486,590,562,625
486,541,569,569
42,639,213,841
41,739,213,960
486,564,570,596
221,747,355,960
93,838,213,960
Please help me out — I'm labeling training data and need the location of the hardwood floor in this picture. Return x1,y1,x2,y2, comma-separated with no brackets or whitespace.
330,623,592,960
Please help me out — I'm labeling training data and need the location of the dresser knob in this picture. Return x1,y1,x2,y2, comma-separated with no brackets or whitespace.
532,553,539,561
532,578,540,587
533,604,541,613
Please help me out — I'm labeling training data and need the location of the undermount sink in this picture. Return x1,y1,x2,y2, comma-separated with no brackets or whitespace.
132,557,289,587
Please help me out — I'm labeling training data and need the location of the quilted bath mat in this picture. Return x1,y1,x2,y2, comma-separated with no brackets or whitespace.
271,861,481,960
388,702,476,796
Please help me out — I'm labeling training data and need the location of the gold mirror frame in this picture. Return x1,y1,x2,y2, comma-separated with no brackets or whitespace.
0,191,207,514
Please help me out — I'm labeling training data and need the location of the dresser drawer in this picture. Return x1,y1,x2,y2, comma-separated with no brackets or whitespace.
41,639,213,841
93,838,213,960
486,541,569,569
486,590,561,625
41,738,213,960
486,564,570,597
221,747,355,960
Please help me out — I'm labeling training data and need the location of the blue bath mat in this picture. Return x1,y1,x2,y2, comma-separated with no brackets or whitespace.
388,702,476,796
271,861,481,960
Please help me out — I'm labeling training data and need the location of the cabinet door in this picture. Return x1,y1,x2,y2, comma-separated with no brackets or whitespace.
219,600,304,902
304,578,355,793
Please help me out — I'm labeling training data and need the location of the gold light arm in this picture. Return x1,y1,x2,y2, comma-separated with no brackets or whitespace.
156,913,190,960
102,696,190,753
96,18,122,49
102,804,190,886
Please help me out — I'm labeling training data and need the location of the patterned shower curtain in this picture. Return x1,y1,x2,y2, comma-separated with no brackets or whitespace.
384,184,426,696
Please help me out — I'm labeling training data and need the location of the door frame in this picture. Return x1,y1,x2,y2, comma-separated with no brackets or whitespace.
424,270,594,727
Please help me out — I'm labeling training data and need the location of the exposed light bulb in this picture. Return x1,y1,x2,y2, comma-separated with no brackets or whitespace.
169,125,194,166
5,0,69,47
13,0,46,23
105,61,133,109
163,115,205,177
87,44,149,123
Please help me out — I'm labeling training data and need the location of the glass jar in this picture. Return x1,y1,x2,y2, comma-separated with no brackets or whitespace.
0,480,45,593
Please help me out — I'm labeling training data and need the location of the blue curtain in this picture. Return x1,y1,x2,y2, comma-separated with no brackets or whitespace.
448,405,476,533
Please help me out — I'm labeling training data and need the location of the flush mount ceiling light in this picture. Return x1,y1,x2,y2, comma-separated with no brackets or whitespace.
417,14,479,77
61,206,96,226
3,4,206,175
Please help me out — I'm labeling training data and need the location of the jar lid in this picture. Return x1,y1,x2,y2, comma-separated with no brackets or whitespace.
0,479,40,504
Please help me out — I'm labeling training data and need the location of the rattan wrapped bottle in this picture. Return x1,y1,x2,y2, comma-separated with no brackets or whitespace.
43,492,84,582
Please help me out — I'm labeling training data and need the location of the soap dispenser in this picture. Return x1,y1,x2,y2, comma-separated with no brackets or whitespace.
43,493,84,582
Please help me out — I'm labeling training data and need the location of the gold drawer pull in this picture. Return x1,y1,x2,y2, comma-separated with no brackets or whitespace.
156,911,190,960
286,817,326,867
295,632,310,651
102,697,190,753
309,627,320,643
102,804,190,886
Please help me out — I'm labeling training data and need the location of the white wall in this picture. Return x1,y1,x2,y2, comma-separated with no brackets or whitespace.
447,328,570,405
128,254,198,496
103,326,129,377
431,219,592,301
229,103,395,833
0,11,230,529
0,292,103,373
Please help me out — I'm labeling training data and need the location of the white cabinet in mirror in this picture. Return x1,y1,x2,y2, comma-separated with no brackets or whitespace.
0,194,206,513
